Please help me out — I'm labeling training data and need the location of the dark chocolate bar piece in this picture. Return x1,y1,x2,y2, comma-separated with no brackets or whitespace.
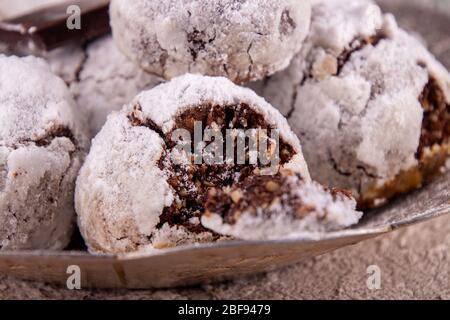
0,0,110,54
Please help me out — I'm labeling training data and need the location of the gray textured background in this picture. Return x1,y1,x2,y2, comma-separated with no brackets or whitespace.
0,0,449,299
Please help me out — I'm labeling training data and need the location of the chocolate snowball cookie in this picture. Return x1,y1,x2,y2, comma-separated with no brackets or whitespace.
46,36,163,137
0,55,89,250
251,0,450,208
75,74,361,254
110,0,312,83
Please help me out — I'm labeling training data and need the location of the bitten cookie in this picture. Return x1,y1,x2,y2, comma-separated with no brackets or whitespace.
75,74,361,254
252,0,450,208
47,36,163,136
0,55,89,250
110,0,312,83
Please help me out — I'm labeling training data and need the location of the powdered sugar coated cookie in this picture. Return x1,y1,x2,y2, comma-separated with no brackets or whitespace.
252,0,450,207
0,55,89,250
110,0,311,83
75,74,313,254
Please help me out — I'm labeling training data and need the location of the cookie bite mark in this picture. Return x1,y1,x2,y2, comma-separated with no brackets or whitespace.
132,103,297,237
205,170,352,224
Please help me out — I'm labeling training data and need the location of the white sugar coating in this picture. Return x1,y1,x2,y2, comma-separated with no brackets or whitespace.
46,36,164,137
308,0,383,55
75,74,311,254
251,0,450,198
0,55,89,250
201,176,362,240
71,36,164,136
46,44,86,84
110,0,312,83
75,113,178,253
249,0,385,116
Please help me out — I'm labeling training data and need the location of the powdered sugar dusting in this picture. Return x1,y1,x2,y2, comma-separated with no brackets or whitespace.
70,36,164,136
0,55,88,250
137,75,300,149
0,55,87,147
309,0,383,55
75,112,176,253
46,44,86,84
46,36,164,137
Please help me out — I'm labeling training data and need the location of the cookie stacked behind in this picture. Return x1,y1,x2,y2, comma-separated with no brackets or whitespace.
252,0,450,208
47,36,163,137
110,0,312,83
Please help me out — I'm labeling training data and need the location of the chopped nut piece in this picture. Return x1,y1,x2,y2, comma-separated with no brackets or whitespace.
230,190,243,204
265,181,280,192
312,53,338,80
295,205,315,218
208,188,217,197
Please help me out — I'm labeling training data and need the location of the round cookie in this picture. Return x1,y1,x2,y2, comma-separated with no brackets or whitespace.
0,55,89,250
110,0,312,83
75,74,322,254
47,36,164,137
251,0,450,208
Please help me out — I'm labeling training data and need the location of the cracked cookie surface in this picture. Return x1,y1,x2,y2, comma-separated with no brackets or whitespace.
251,0,450,208
0,55,89,250
110,0,311,84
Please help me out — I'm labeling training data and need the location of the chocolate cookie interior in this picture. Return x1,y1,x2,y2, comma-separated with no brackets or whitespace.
204,170,352,225
128,103,296,234
359,75,450,208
